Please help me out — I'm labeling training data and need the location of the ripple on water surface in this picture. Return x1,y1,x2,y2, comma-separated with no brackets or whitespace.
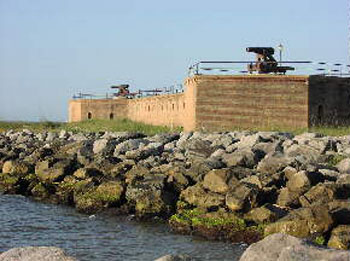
0,194,246,261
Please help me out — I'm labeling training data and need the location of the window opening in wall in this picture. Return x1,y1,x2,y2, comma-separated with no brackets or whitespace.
109,113,114,120
317,105,324,123
172,104,175,110
87,112,92,119
148,105,151,112
183,102,186,109
161,105,164,111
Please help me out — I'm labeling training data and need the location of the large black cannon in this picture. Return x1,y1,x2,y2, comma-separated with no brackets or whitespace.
246,47,295,74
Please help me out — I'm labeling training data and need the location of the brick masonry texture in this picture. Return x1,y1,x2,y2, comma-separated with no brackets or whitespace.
68,75,350,131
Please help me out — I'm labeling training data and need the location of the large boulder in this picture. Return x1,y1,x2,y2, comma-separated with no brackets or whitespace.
222,148,261,169
299,182,335,207
74,181,124,213
180,184,225,210
35,159,77,184
277,187,301,208
225,183,259,212
202,169,237,194
328,200,350,225
336,158,350,174
126,173,175,217
184,138,216,158
327,225,350,250
244,206,277,224
286,171,312,194
2,160,33,175
257,152,294,174
0,246,76,261
264,205,333,238
239,233,350,261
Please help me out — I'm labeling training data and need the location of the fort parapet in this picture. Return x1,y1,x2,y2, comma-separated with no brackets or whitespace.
69,75,350,131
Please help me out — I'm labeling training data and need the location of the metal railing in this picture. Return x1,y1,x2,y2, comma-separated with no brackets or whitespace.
188,61,350,77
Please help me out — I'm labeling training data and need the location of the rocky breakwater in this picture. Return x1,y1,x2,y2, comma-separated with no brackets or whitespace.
0,129,350,249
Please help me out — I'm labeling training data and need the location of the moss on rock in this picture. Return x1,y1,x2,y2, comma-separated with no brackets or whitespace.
74,181,124,214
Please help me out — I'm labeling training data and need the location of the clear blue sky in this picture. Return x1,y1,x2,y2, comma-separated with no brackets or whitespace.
0,0,348,121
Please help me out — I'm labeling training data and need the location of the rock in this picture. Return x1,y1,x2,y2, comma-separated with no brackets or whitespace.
176,132,193,150
285,144,321,163
125,166,150,184
110,161,134,178
209,134,235,148
225,183,258,212
318,168,340,181
185,159,213,183
148,133,180,145
0,246,76,261
210,148,226,158
240,175,262,189
283,166,297,180
336,158,350,173
125,173,174,217
35,159,76,184
166,168,190,192
73,168,102,180
92,138,109,154
180,184,225,209
299,183,335,207
229,166,256,180
328,199,350,225
114,138,149,155
125,142,164,161
236,134,265,149
202,169,237,194
239,233,350,261
222,148,259,168
244,206,277,224
286,171,311,193
277,187,301,207
253,141,282,155
327,225,350,250
46,132,58,142
264,205,333,238
74,181,124,213
154,254,196,261
185,138,215,158
2,160,33,175
257,152,294,174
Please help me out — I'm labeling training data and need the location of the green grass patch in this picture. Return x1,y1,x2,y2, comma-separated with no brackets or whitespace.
313,236,326,246
0,119,182,136
170,208,246,230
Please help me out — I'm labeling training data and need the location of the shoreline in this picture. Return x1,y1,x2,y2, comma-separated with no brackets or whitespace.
1,129,350,251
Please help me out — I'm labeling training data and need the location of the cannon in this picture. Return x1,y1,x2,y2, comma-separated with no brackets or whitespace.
246,47,295,74
111,84,131,97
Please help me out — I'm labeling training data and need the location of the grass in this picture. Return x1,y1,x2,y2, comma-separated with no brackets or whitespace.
2,119,350,136
170,208,247,229
0,119,182,136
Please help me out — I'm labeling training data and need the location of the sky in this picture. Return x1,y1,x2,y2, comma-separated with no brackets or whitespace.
0,0,349,122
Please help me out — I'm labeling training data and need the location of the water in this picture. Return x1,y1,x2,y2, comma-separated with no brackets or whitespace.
0,194,245,261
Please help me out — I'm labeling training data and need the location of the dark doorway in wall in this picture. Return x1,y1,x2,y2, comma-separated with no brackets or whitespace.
87,112,92,120
109,113,114,120
317,105,324,123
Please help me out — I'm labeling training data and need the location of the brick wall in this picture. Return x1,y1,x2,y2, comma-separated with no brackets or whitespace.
193,75,309,131
309,76,350,126
68,98,128,122
127,93,190,128
68,75,350,131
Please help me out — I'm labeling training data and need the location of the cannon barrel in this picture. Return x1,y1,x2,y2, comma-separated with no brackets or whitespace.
246,47,275,55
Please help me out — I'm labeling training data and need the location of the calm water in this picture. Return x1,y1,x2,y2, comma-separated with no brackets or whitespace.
0,194,245,261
